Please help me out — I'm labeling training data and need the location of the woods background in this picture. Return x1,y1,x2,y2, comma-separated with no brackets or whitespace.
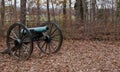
0,0,120,40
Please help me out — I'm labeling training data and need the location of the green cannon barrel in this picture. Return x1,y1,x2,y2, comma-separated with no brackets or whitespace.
21,26,49,34
29,26,49,33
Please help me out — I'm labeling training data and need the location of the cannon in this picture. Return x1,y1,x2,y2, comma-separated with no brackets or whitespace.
6,22,63,60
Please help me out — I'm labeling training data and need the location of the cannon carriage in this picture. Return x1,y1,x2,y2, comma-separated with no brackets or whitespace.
6,22,63,60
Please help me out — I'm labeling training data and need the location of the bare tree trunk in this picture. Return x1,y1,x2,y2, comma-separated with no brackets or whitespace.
20,0,27,24
115,0,120,40
1,0,5,26
51,0,56,22
69,0,72,25
37,0,41,25
74,0,84,21
82,0,88,37
117,0,120,17
63,0,67,25
91,0,96,23
82,0,88,22
47,0,50,22
14,0,17,19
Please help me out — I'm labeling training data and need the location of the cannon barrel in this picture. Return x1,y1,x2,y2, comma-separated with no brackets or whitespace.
28,26,49,33
21,26,49,34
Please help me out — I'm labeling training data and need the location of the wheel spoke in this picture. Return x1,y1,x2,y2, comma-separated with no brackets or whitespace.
51,34,60,41
50,28,57,36
11,31,18,39
22,44,29,55
41,41,46,48
8,41,14,44
22,43,30,51
22,34,30,43
44,42,48,52
51,36,60,42
11,46,17,51
8,41,15,48
18,25,21,38
48,43,51,53
50,41,57,52
51,33,59,37
22,34,27,40
9,36,16,40
13,48,20,57
49,42,54,52
13,26,20,38
19,46,21,58
51,41,57,48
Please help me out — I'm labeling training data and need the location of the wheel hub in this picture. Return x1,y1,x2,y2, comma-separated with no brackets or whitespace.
14,39,22,47
45,36,51,43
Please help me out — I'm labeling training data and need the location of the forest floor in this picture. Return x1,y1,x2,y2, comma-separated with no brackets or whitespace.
0,40,120,72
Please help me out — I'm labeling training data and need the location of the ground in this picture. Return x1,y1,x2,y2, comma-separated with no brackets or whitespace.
0,40,120,72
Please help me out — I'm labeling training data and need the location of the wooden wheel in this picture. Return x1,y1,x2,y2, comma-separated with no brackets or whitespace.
37,22,63,54
6,22,33,60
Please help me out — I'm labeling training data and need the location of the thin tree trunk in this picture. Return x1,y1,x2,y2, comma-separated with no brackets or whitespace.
117,0,120,17
82,0,88,22
63,0,67,25
74,0,84,24
82,0,88,39
14,0,17,19
69,0,72,25
20,0,27,24
51,0,56,22
91,0,96,23
1,0,5,26
37,0,41,25
47,0,50,22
